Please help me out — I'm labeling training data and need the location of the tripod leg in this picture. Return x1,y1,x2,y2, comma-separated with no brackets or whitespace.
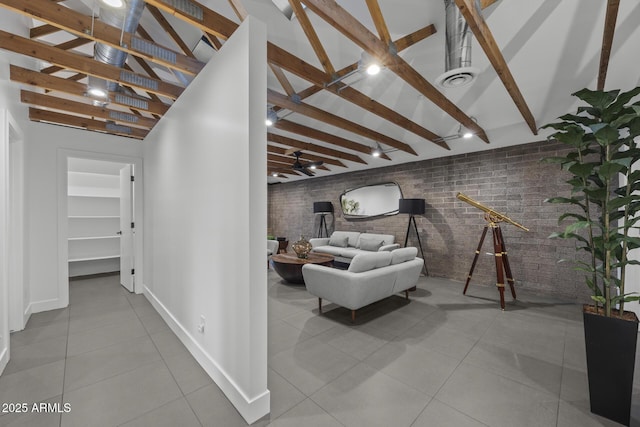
404,216,412,247
412,216,429,276
492,225,506,310
317,217,322,238
463,226,488,295
323,215,329,238
496,227,516,300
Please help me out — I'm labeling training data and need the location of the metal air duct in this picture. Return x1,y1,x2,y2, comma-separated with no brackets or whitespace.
88,0,145,98
435,0,480,88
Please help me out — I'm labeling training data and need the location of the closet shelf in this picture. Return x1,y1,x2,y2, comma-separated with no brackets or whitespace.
68,235,120,241
69,255,120,262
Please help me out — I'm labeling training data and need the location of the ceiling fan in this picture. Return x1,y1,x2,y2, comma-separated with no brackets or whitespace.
291,151,323,176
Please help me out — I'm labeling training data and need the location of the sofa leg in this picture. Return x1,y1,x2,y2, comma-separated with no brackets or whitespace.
351,310,355,323
405,290,409,300
318,298,322,314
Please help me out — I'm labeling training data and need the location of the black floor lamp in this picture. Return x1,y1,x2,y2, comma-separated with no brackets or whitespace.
313,202,333,238
399,198,429,276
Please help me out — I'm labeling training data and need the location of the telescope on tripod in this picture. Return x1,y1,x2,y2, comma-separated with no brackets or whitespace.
456,192,529,310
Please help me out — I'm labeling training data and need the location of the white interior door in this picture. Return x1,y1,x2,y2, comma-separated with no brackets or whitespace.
119,165,134,292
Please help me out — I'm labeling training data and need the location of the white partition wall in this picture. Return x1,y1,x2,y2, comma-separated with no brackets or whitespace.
142,18,269,423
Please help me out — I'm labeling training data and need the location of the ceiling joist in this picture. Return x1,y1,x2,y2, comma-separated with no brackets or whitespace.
10,65,170,116
20,90,157,129
30,23,58,39
273,119,386,161
29,107,149,139
597,0,620,91
0,30,184,99
146,4,197,59
143,0,237,40
268,155,330,171
288,0,335,75
267,145,346,167
268,131,367,165
0,0,203,76
268,89,416,156
303,0,490,143
453,0,537,134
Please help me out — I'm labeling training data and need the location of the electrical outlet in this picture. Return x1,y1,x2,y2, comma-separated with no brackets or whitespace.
197,315,205,333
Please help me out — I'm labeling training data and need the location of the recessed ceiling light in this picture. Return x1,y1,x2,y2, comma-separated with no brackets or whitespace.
310,164,316,170
272,172,278,177
265,118,273,126
463,131,473,139
88,87,108,98
101,0,125,8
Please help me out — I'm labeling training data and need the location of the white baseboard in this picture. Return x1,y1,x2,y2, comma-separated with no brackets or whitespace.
0,344,8,376
143,284,270,424
23,302,32,328
30,298,65,314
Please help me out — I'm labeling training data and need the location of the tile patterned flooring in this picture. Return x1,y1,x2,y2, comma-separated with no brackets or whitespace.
0,272,638,426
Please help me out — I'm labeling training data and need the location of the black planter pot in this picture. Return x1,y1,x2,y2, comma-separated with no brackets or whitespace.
583,305,639,426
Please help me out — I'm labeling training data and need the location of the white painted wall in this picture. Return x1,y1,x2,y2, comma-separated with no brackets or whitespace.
0,8,31,371
25,123,143,312
142,18,269,423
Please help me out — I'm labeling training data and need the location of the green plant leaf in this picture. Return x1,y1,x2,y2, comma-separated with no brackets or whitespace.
591,296,606,304
592,124,620,146
598,161,625,180
568,162,595,179
573,88,619,110
558,212,588,223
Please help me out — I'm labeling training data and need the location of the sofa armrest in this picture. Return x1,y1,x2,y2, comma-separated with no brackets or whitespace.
302,264,396,310
309,238,330,248
379,243,400,252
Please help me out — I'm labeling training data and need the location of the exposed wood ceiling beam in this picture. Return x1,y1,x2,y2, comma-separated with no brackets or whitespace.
146,4,197,59
268,131,366,164
227,0,248,20
365,0,391,46
481,0,499,9
269,64,295,96
267,144,346,167
273,24,436,110
268,88,415,156
273,119,390,160
283,122,387,162
29,108,148,139
55,37,92,51
41,65,64,74
597,0,620,91
289,0,335,75
67,73,87,82
303,0,489,143
143,0,237,41
30,24,59,39
0,30,184,99
454,0,537,134
10,65,170,116
268,35,446,150
0,0,203,75
20,90,157,129
268,155,330,171
203,32,223,50
123,64,164,105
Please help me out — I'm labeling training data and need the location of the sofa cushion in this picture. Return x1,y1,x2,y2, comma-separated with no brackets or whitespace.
331,231,361,247
358,238,384,252
348,252,392,273
357,233,395,247
312,246,345,257
391,247,418,265
329,235,349,247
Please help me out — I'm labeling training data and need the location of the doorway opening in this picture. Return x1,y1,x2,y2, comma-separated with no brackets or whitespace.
67,157,136,292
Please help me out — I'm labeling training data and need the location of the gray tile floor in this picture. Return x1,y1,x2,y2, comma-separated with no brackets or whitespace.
0,272,638,426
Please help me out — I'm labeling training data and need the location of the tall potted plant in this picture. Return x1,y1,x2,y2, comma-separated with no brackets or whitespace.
543,87,640,426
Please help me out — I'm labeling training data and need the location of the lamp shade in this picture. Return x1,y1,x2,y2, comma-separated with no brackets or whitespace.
399,198,425,215
313,201,333,213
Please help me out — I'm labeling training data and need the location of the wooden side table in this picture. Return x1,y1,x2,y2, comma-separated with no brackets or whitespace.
277,240,288,254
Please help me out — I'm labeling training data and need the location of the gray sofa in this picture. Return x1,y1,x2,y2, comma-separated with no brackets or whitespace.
302,247,423,321
309,231,399,264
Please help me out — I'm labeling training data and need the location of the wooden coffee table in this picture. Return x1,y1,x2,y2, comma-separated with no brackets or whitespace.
271,252,335,284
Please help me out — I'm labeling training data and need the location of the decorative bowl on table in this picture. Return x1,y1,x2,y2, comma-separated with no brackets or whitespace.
292,236,312,259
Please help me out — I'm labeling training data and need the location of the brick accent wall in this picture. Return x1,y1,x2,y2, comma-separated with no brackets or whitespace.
268,140,591,301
